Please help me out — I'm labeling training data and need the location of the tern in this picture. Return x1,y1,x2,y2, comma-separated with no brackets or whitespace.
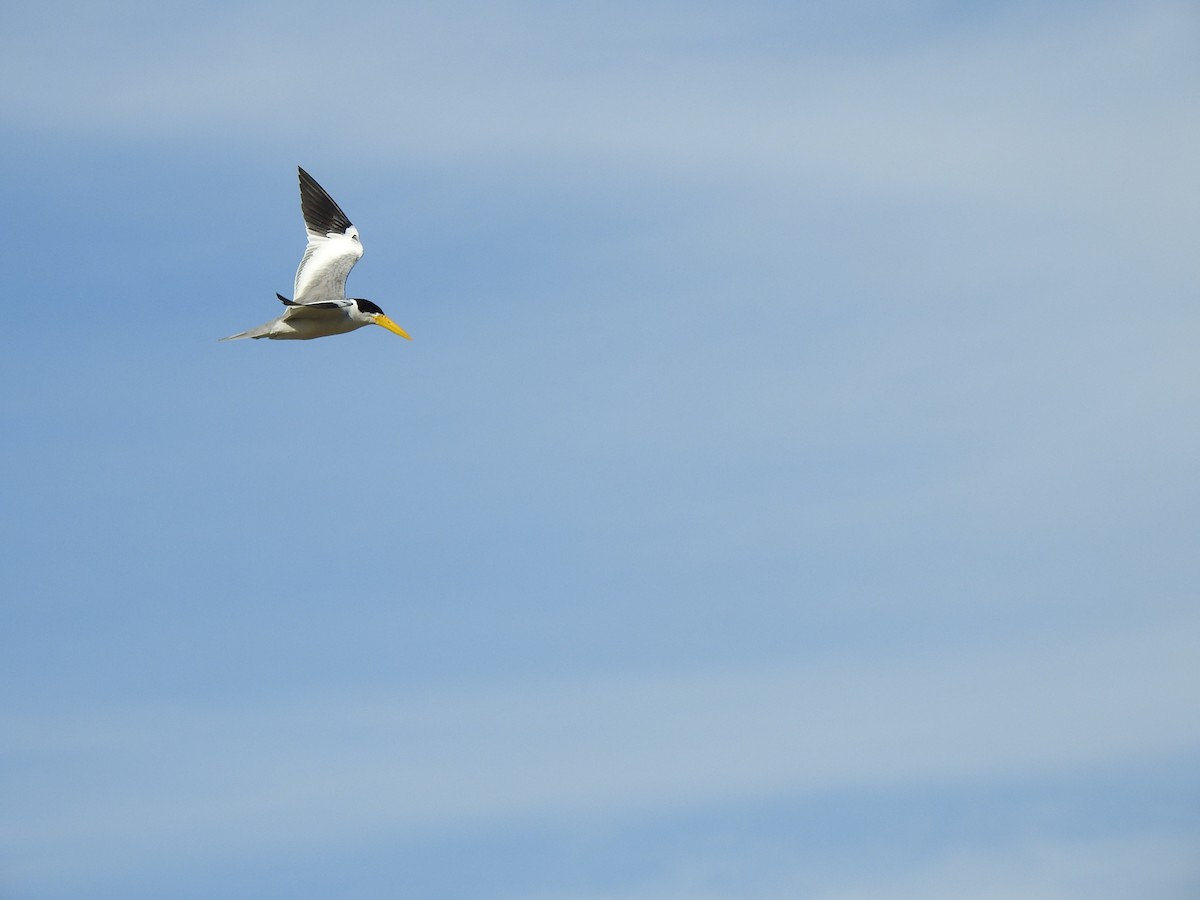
221,167,411,342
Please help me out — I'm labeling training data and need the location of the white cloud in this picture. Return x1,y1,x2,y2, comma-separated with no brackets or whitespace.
3,4,1198,898
4,1,1197,218
543,831,1200,900
3,613,1198,890
808,833,1200,900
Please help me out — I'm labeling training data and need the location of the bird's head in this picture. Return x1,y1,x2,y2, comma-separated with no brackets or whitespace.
353,298,411,339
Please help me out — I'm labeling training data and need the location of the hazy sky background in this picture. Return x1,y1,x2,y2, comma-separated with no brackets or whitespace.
2,1,1199,898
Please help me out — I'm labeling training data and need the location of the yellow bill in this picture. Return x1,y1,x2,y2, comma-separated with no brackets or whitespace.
374,315,412,340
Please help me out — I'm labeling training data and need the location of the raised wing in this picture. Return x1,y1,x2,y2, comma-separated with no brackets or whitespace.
292,167,364,304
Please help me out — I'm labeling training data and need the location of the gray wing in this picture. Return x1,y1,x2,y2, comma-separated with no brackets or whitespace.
275,292,351,321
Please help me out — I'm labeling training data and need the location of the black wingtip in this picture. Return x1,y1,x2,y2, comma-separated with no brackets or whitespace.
276,292,297,305
297,166,353,235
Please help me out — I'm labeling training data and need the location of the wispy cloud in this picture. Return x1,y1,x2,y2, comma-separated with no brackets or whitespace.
4,613,1198,889
2,3,1198,898
543,831,1200,900
4,2,1198,214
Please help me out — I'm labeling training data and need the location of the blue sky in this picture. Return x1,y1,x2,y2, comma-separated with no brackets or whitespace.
2,1,1199,897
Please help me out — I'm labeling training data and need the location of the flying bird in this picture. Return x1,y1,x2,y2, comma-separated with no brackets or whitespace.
221,167,411,342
